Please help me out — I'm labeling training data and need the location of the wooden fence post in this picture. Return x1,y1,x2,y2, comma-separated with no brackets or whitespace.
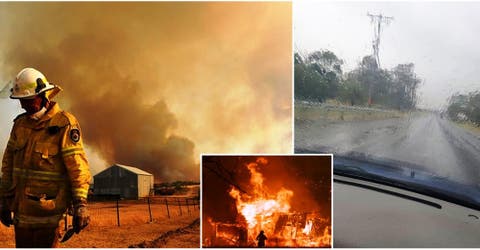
165,198,170,219
116,198,121,227
186,198,191,215
177,198,183,216
147,196,153,222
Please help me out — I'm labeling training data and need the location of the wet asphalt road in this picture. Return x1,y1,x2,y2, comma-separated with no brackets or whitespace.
295,112,480,185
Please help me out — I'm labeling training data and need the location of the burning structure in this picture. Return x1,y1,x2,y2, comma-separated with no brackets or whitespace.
202,155,331,247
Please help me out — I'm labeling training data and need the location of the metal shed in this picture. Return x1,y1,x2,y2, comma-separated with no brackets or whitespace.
93,164,154,199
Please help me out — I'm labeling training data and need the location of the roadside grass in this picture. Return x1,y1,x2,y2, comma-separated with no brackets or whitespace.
295,101,405,122
454,121,480,136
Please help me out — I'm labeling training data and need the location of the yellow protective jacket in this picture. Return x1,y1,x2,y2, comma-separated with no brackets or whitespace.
0,102,91,228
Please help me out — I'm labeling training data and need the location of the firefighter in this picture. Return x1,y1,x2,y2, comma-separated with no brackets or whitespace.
0,68,91,247
256,230,267,247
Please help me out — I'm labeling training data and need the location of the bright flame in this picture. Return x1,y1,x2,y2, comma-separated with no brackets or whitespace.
230,188,293,229
225,158,331,247
303,219,313,235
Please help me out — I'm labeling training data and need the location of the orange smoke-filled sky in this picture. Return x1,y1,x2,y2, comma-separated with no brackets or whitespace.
0,2,292,181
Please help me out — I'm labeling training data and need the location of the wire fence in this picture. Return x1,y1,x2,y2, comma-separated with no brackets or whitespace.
0,196,200,248
78,196,200,227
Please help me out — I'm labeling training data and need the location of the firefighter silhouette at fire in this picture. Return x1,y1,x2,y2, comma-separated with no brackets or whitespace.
256,230,268,247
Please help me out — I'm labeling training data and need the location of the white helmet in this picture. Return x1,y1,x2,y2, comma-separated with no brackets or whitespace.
10,68,56,99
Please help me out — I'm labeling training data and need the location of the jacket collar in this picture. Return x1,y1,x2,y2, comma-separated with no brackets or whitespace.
22,102,62,129
38,102,61,123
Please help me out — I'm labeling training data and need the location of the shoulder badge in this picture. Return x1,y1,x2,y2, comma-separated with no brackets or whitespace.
70,129,80,143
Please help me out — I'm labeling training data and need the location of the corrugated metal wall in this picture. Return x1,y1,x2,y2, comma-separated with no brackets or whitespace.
94,166,139,199
93,165,155,199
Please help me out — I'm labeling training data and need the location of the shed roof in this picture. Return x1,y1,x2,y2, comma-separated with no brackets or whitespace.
113,164,153,176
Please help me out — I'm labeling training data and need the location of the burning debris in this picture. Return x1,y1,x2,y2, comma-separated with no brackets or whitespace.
202,156,331,248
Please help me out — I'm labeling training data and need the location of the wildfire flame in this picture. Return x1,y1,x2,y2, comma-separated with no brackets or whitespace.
303,219,313,235
227,158,331,247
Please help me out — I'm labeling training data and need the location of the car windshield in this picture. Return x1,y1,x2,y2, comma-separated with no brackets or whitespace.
294,2,480,208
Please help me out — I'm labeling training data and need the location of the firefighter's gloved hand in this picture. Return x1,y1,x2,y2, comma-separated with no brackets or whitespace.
73,199,90,233
0,200,12,227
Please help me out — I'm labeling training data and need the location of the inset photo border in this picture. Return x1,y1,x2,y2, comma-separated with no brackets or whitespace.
201,154,332,248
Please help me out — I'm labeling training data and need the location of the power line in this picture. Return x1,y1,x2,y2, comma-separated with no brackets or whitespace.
203,159,249,195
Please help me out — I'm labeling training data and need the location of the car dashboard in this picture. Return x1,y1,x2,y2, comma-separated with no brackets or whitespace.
334,174,480,247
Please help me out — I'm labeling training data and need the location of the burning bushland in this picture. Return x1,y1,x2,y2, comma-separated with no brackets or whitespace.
202,156,331,247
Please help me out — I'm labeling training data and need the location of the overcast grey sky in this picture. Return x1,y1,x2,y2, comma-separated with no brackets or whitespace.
295,1,480,109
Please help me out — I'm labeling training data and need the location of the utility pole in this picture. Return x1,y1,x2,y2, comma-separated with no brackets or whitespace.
367,12,393,68
367,12,393,106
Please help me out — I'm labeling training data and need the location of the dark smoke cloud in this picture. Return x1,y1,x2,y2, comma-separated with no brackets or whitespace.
0,3,201,181
3,30,197,181
0,2,291,182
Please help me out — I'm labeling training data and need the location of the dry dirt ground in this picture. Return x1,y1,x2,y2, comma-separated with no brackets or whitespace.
130,218,200,248
0,200,200,248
